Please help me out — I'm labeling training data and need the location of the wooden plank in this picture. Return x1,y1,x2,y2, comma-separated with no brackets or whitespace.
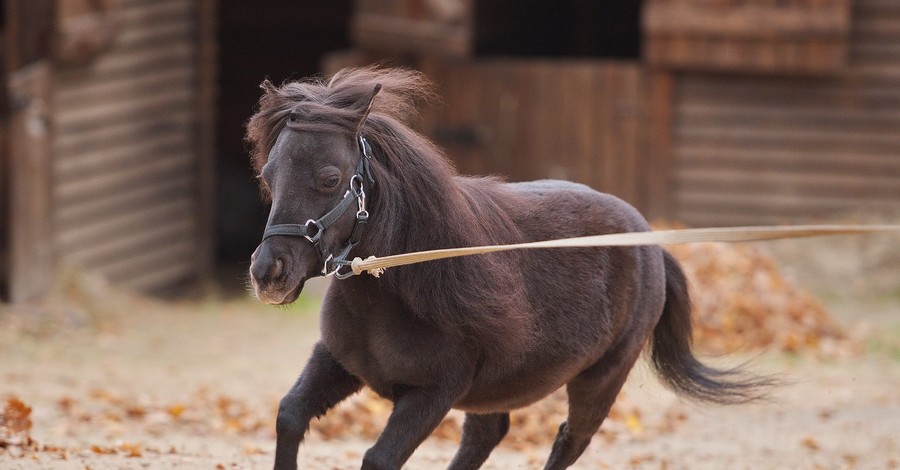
192,0,218,281
55,87,193,129
0,54,7,301
642,71,674,219
644,0,852,74
353,13,470,57
7,62,55,302
676,167,900,200
117,0,192,25
679,76,900,102
681,102,900,125
56,67,193,107
122,260,197,293
57,43,193,84
55,110,192,155
676,191,900,218
55,132,189,179
645,1,851,37
679,125,900,147
352,0,472,57
64,217,194,269
55,197,193,252
55,174,193,230
674,210,806,228
55,150,193,202
677,146,900,175
115,17,193,51
97,239,196,286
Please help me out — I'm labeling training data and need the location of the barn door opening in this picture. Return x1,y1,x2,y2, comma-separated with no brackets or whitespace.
475,0,642,58
214,1,352,282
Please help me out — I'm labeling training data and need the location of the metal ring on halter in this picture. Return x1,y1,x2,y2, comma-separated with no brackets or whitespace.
304,219,323,243
333,263,356,280
349,174,364,195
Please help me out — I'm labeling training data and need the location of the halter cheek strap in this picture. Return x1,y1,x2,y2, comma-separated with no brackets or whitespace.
261,134,375,279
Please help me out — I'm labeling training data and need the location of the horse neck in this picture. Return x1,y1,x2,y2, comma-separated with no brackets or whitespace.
360,163,459,256
356,134,497,259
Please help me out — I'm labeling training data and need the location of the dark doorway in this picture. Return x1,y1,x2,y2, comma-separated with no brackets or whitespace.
215,1,352,278
475,0,642,59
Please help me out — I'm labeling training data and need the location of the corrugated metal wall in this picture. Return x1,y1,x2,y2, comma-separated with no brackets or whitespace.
53,0,204,292
671,0,900,226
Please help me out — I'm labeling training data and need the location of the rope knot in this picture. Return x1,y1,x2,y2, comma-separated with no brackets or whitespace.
351,256,385,278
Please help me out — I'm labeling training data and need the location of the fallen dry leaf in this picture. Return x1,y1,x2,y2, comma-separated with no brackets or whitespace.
0,397,33,450
801,436,820,451
119,442,143,457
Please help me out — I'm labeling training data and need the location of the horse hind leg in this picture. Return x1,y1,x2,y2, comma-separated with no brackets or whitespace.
447,412,510,470
543,335,646,470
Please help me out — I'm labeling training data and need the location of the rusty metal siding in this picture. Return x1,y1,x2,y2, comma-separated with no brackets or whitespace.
671,0,900,226
53,0,203,292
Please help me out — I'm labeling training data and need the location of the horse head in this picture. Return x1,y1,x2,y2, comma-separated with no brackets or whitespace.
248,79,380,305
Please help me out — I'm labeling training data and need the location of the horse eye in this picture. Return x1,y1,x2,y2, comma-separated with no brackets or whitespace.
323,175,341,189
288,112,299,123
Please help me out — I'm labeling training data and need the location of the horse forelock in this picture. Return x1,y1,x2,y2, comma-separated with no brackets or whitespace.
245,66,437,178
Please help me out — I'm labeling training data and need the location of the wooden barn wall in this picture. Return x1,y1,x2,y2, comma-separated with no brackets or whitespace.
670,0,900,226
419,60,647,209
52,0,208,292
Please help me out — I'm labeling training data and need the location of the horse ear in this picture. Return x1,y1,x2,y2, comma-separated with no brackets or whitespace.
357,84,382,131
260,78,276,94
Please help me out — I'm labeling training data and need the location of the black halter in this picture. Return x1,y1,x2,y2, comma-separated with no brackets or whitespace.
262,135,375,279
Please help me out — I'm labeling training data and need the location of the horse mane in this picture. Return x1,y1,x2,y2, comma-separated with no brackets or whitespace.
245,66,437,176
246,66,533,343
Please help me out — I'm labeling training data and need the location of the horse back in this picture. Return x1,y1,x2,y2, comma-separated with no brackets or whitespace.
445,179,668,411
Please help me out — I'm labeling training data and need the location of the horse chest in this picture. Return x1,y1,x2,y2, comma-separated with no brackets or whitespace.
320,301,462,393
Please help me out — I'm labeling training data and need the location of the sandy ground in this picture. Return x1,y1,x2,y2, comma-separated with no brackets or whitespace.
1,276,899,470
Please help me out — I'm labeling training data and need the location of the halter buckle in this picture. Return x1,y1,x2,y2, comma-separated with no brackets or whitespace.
304,219,324,244
354,177,368,220
358,135,373,159
322,253,336,276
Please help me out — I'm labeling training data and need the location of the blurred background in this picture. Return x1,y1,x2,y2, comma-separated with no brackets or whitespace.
1,2,900,468
1,0,897,302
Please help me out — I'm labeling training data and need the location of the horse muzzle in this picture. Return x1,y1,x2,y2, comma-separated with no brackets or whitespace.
249,238,315,305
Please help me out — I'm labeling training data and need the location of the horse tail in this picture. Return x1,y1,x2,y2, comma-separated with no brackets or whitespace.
650,250,775,404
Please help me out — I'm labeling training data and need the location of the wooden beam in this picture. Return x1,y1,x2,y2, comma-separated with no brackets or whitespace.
642,71,675,221
193,0,218,280
7,62,55,302
644,1,852,38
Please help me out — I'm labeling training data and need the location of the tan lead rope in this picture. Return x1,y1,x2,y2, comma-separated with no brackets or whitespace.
348,225,900,278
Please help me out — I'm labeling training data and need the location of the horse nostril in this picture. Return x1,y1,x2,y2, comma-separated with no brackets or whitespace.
273,258,284,279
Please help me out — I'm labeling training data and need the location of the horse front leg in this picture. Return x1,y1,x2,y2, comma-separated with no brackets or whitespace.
361,385,464,470
275,342,362,470
447,412,510,470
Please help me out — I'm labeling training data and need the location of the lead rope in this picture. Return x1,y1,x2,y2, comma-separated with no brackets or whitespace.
346,224,900,278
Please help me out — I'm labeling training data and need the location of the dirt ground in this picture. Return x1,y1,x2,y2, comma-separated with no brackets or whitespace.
1,274,899,470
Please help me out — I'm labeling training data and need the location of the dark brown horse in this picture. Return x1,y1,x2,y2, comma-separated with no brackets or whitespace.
247,67,769,470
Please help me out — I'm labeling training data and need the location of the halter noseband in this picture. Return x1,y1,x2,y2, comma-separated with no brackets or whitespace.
261,134,375,279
